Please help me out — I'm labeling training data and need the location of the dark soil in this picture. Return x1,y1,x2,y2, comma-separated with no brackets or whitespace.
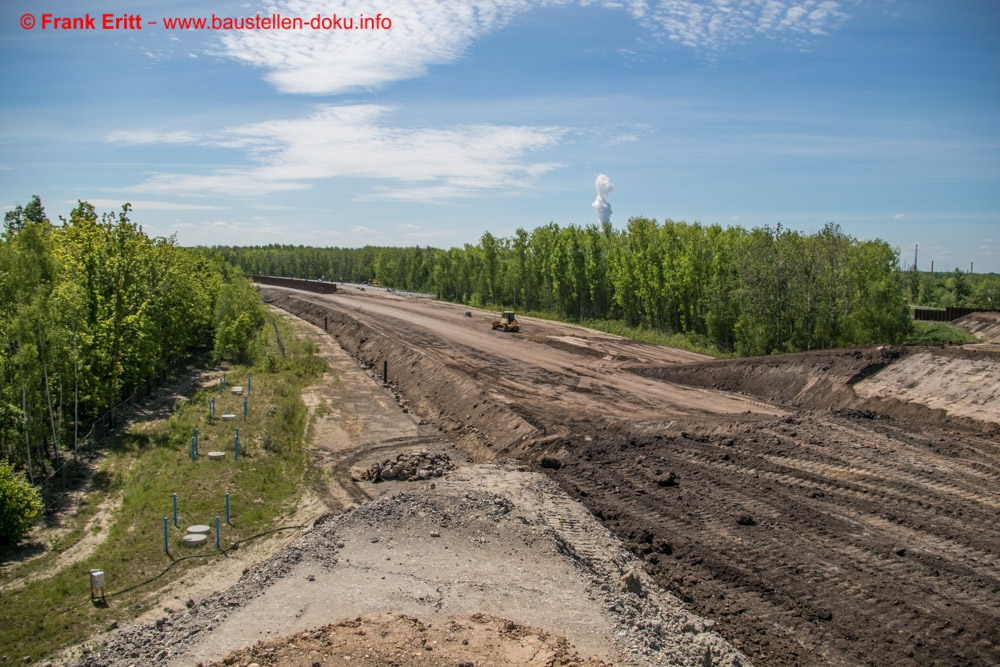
266,287,1000,667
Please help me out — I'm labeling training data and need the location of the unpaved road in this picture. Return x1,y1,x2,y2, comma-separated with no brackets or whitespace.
78,310,749,667
262,285,1000,667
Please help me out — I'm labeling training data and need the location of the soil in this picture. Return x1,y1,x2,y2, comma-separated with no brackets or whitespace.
62,286,1000,667
252,286,1000,667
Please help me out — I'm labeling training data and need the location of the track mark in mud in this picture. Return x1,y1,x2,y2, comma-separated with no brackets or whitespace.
265,290,1000,667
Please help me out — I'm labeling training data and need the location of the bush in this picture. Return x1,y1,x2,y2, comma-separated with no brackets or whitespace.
0,461,44,545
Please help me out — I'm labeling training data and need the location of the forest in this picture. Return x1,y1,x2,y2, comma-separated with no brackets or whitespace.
0,197,263,485
205,219,999,357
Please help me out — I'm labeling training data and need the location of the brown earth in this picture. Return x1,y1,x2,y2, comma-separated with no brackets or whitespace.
209,613,610,667
260,285,1000,667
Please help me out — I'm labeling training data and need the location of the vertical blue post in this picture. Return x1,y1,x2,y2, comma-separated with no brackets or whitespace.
195,428,199,455
164,517,169,556
243,396,248,422
247,372,251,395
173,493,178,527
215,516,221,549
191,437,195,463
234,428,239,462
225,493,230,524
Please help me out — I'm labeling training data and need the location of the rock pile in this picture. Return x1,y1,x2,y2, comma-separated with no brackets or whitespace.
362,450,455,482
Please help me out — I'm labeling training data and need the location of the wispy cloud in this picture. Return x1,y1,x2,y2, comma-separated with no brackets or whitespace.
219,1,851,95
219,0,544,95
78,199,227,211
642,0,850,49
108,129,198,145
123,105,565,201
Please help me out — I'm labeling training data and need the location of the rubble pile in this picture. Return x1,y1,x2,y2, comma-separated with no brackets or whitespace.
362,449,456,482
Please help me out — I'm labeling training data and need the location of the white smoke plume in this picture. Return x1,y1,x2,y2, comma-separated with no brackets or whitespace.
592,174,615,223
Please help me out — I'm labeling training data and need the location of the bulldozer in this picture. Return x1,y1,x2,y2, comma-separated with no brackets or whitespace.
491,310,520,333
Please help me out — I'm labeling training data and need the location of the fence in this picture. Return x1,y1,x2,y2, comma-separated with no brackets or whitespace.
34,355,187,505
912,306,1000,322
249,275,338,294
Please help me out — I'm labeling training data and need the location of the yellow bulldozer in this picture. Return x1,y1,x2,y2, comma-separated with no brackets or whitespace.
491,310,520,332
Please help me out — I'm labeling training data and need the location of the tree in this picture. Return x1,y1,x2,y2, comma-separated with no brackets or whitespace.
0,460,43,545
213,277,265,363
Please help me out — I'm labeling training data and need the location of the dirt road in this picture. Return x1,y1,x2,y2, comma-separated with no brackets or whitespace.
264,285,1000,667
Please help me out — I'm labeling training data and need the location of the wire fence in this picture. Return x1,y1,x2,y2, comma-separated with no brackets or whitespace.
35,355,188,505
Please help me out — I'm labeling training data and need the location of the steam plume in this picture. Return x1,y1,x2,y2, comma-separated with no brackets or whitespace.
592,174,614,223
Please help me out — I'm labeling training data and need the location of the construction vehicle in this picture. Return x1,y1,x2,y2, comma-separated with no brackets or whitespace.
492,311,520,332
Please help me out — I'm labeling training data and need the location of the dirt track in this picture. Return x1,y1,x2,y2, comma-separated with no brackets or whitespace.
264,286,1000,667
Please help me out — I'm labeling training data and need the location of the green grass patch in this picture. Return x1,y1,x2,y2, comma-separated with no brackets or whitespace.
515,310,730,358
0,313,326,663
904,320,977,345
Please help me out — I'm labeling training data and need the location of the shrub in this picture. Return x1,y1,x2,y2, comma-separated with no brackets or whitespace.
0,461,44,545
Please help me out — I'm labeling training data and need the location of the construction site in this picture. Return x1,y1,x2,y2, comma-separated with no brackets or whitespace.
75,281,999,667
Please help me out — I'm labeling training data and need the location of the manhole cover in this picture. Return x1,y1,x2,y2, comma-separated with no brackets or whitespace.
182,533,208,547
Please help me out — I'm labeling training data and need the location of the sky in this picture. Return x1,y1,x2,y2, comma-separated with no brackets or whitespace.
1,0,998,272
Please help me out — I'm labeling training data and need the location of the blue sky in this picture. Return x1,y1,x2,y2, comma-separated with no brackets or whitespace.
2,0,998,272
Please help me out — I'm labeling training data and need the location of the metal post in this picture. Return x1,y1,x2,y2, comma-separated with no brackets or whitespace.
248,372,251,395
216,515,221,549
383,360,388,384
324,316,328,331
225,492,230,524
235,428,239,462
164,517,169,555
223,372,226,390
243,396,248,422
173,493,178,527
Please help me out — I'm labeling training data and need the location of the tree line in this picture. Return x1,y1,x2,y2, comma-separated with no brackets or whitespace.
205,218,917,356
1,197,264,483
903,267,999,310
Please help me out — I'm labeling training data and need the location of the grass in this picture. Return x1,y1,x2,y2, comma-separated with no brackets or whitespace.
0,313,327,664
517,310,731,358
904,320,977,345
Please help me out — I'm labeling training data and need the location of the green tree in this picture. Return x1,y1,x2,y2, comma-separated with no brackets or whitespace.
213,277,265,363
0,460,44,545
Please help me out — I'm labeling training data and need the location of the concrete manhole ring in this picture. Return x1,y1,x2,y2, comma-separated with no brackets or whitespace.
182,533,208,547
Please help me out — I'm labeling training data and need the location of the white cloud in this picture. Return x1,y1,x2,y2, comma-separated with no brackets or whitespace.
219,0,850,95
79,199,228,211
108,129,198,145
124,104,565,201
643,0,849,50
220,0,545,95
893,213,904,219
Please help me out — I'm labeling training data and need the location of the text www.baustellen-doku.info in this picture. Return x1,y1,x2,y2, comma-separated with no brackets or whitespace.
19,11,392,31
